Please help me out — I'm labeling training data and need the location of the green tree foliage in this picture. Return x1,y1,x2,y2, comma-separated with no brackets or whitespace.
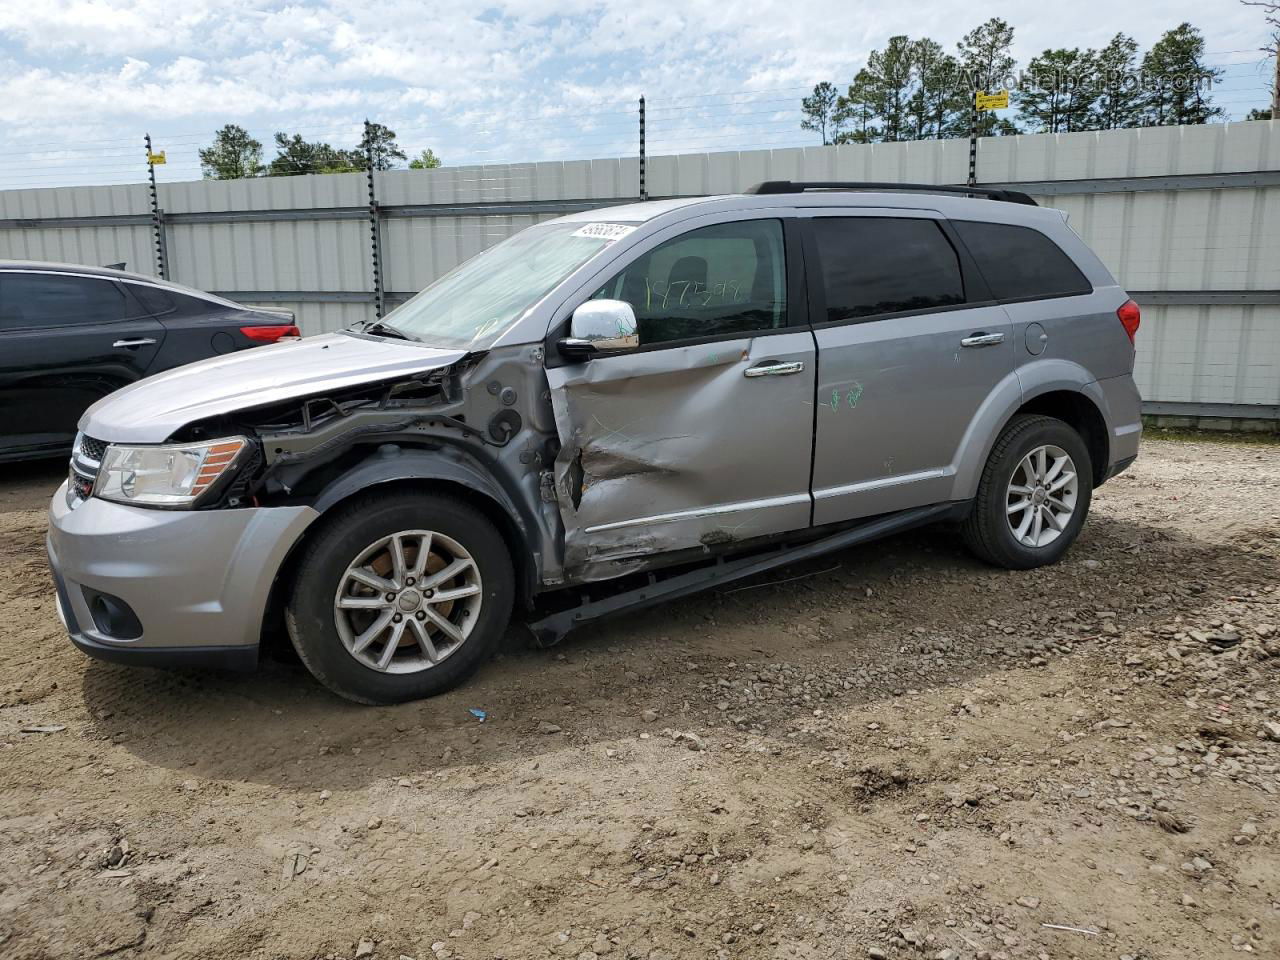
359,122,408,170
955,18,1018,136
800,82,841,144
1246,107,1273,119
1017,48,1101,133
833,70,881,143
268,133,360,175
408,148,443,169
266,123,407,176
1094,34,1146,129
803,18,1236,145
198,124,264,180
1141,23,1224,125
863,36,917,142
907,39,963,140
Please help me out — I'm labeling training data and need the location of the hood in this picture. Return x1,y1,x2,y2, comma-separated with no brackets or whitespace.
80,332,468,443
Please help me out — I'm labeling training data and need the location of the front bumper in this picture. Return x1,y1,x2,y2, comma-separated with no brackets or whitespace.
48,481,316,668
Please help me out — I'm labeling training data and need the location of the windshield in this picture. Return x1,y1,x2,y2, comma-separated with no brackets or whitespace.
369,221,633,349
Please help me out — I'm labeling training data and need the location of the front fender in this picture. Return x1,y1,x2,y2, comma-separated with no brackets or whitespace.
310,443,541,588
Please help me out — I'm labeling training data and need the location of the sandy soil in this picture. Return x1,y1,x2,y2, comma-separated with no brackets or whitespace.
0,437,1277,960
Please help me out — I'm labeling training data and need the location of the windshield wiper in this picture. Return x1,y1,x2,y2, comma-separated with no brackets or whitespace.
354,319,420,342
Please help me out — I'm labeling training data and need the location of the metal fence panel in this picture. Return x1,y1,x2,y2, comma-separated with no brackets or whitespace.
0,121,1276,417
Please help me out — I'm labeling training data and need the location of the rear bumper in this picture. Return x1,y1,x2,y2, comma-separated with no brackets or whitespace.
1096,374,1143,480
48,482,316,666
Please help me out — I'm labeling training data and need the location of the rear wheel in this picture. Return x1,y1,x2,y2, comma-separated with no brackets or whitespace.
286,491,514,704
961,414,1093,570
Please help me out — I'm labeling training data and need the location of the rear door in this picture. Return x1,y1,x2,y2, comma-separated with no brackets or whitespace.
545,214,816,578
0,271,165,455
802,210,1017,523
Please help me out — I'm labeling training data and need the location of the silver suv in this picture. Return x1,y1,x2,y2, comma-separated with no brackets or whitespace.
47,182,1143,704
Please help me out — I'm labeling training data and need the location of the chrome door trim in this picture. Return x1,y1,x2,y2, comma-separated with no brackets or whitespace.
813,467,954,502
583,492,811,534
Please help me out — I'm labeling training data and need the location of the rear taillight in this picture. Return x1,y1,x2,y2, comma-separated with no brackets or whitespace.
1117,299,1140,344
240,324,300,343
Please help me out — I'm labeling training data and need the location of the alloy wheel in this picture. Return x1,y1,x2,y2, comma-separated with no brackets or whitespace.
1005,444,1078,548
333,529,482,674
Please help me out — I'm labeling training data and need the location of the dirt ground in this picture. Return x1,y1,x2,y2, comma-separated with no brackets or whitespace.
1,435,1277,960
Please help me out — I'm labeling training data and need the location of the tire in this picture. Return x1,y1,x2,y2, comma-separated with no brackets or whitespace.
286,490,514,704
961,414,1093,570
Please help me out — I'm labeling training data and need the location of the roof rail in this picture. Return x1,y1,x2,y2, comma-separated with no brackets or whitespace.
742,180,1038,206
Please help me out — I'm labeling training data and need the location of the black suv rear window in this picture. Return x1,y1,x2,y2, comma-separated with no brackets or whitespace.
952,220,1092,302
811,217,964,322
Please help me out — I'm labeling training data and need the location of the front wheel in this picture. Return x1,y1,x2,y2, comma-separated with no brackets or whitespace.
961,414,1093,570
286,491,514,704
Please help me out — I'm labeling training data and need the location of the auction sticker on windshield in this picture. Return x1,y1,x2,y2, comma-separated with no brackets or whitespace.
571,223,637,242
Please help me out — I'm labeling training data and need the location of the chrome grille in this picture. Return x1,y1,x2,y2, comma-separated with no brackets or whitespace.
68,434,106,504
79,435,107,462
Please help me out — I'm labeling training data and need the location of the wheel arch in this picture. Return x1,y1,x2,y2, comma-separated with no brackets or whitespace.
951,361,1111,501
258,445,540,649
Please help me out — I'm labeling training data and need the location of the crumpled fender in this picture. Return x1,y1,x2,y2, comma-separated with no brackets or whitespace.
310,442,540,589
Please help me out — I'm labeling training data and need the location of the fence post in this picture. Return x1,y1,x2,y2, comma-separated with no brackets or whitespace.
144,133,168,279
639,95,647,201
967,97,978,188
364,119,385,320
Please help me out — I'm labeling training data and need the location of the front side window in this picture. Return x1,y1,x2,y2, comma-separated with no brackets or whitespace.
592,219,786,346
0,273,127,330
381,221,626,349
811,217,965,323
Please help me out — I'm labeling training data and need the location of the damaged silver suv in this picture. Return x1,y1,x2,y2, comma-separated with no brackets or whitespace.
48,182,1143,704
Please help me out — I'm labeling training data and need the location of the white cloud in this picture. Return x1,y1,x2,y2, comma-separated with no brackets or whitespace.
0,0,1270,189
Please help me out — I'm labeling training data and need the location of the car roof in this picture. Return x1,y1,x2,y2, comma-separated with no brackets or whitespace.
0,259,161,282
0,259,242,307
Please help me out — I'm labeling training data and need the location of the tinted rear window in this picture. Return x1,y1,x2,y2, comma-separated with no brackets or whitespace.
811,217,965,322
0,273,127,329
952,220,1092,301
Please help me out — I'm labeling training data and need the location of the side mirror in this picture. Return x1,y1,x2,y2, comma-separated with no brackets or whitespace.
558,299,639,360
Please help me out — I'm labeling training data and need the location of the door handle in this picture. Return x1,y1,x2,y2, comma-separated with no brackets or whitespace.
113,338,157,348
960,332,1005,348
744,360,805,378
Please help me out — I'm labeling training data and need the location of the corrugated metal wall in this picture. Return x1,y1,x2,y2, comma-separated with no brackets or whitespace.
1,122,1276,415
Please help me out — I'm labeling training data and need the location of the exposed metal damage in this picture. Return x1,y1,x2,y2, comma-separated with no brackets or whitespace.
177,342,569,592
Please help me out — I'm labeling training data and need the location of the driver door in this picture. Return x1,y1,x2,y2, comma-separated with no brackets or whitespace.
544,215,816,581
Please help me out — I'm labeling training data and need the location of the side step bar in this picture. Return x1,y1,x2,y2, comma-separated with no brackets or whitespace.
525,502,957,645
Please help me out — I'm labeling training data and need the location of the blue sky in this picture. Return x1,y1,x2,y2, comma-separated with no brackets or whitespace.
0,0,1274,190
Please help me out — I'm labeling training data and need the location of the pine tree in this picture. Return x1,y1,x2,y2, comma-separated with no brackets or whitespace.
955,18,1018,136
1017,48,1102,133
801,82,842,144
1094,34,1146,129
1141,23,1225,125
833,70,882,143
198,125,264,180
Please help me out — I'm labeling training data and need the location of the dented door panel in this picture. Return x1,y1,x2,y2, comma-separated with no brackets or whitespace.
546,331,816,583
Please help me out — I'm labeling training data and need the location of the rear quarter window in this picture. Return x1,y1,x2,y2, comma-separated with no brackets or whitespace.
952,220,1091,302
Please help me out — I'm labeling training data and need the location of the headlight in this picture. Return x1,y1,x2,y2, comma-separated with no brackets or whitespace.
94,437,248,508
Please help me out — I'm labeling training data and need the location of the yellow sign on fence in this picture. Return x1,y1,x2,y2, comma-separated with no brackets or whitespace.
147,151,166,165
975,90,1010,111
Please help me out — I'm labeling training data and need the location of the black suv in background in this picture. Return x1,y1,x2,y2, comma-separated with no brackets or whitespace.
0,261,299,462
